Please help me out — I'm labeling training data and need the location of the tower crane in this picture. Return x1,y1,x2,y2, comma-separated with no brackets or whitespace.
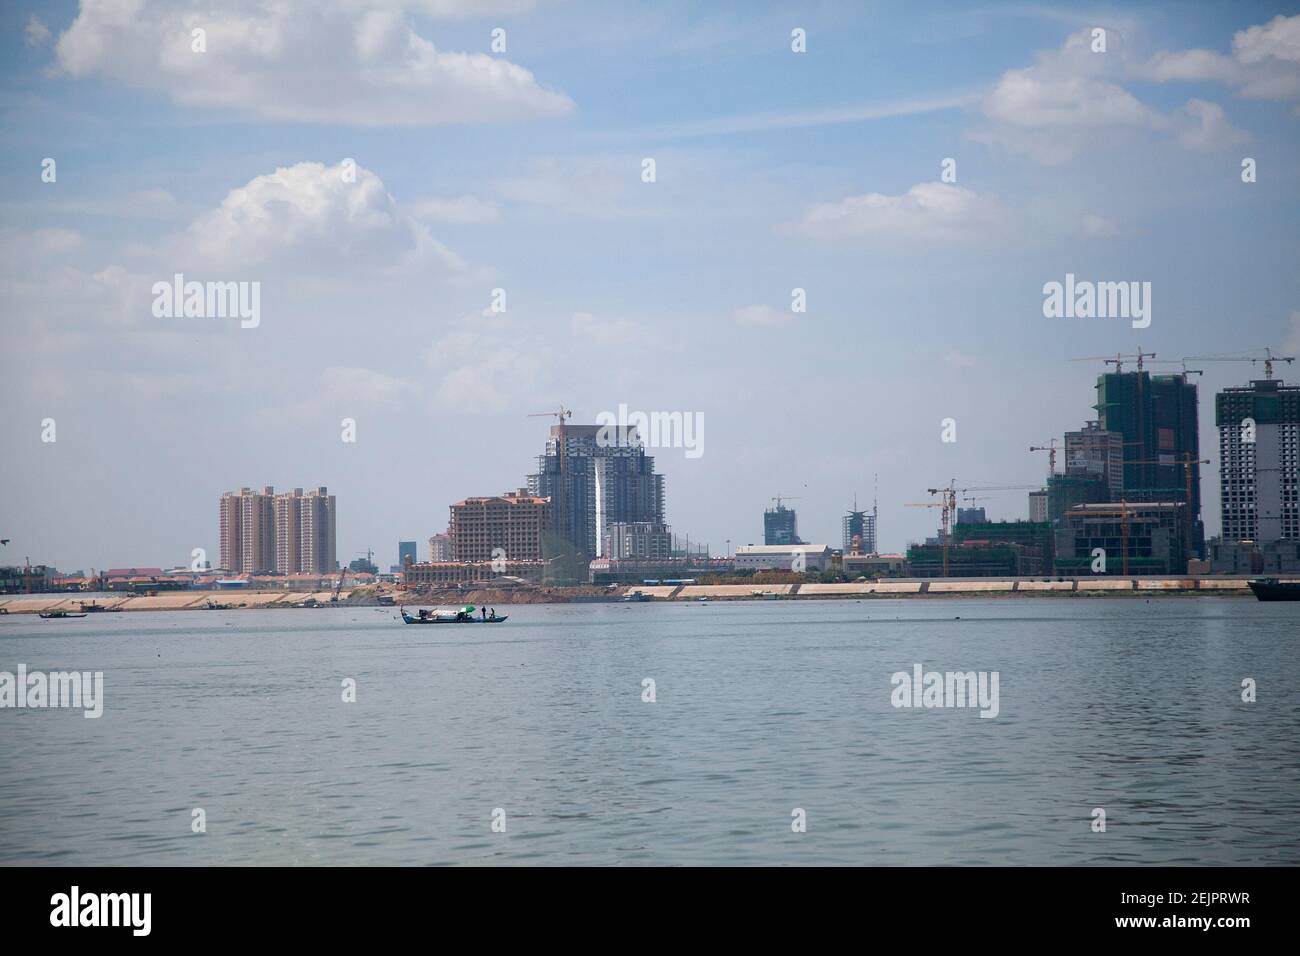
907,481,1046,577
1029,439,1060,477
1184,348,1295,380
1070,349,1157,373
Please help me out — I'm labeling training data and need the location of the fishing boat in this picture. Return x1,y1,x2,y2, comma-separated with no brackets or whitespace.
203,600,234,610
78,600,121,613
622,590,652,602
1248,578,1300,601
400,605,507,624
39,610,88,619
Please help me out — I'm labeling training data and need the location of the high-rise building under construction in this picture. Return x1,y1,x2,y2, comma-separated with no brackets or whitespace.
528,424,665,560
764,500,801,546
1094,369,1203,556
1216,377,1300,542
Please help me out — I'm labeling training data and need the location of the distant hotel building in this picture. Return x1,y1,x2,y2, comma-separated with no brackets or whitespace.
219,486,336,574
449,490,550,562
427,532,453,562
1210,378,1300,573
603,521,673,559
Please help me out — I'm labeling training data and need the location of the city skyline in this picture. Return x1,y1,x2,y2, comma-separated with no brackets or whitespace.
3,2,1299,570
8,364,1300,571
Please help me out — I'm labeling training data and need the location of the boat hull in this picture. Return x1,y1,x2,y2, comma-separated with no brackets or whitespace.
401,612,508,625
1248,579,1300,602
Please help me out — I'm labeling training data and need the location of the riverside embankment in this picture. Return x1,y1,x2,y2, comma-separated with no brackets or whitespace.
0,576,1270,614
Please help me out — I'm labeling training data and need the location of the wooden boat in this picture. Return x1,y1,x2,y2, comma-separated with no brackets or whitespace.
203,600,234,610
39,610,88,619
401,606,507,624
78,601,121,613
1248,578,1300,601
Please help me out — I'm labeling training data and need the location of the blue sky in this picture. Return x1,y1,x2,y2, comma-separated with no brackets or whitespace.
2,0,1299,570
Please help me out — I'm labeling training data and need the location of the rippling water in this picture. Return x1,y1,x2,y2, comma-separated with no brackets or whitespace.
1,598,1296,865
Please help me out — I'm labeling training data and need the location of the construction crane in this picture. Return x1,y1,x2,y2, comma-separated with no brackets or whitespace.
1028,439,1060,477
905,496,953,577
528,405,573,544
770,495,803,508
1184,348,1296,380
1070,349,1157,373
907,481,1044,576
1147,359,1204,378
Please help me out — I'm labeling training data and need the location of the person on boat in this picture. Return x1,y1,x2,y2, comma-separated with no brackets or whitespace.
489,607,496,620
481,606,487,620
418,609,428,620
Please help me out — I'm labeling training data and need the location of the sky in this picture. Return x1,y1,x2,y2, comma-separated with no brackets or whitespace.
2,0,1299,572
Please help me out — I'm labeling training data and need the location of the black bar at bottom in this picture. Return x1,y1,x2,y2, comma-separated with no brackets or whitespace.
4,865,1287,941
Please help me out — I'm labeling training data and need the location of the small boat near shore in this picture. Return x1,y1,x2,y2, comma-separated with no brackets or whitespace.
1248,578,1300,601
39,610,88,619
78,601,121,613
401,605,507,624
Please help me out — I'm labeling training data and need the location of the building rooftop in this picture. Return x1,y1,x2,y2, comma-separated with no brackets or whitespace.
737,544,831,554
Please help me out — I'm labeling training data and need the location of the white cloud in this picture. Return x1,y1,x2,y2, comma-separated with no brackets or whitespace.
1176,98,1248,151
975,24,1281,163
30,227,84,256
1139,14,1300,102
0,228,151,348
1078,213,1120,238
185,160,464,274
1234,14,1300,66
782,182,1004,243
570,311,651,346
321,366,417,410
25,15,52,47
410,195,502,224
974,29,1161,163
1141,48,1237,83
426,314,550,410
494,156,647,220
943,351,978,369
732,304,793,327
52,0,573,126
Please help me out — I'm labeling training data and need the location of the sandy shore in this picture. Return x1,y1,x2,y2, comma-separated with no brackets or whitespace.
0,576,1267,615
